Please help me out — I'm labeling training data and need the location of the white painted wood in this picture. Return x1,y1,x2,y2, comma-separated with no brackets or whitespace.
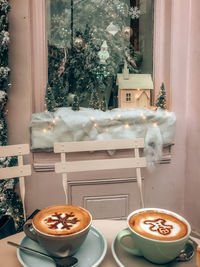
84,195,128,219
0,165,31,179
0,144,29,157
54,138,145,153
61,152,68,204
54,139,146,208
69,180,141,219
0,144,31,220
55,157,146,173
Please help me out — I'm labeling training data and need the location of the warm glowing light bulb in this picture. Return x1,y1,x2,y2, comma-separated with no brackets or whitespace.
90,116,95,121
94,123,98,127
52,120,56,124
110,117,113,121
42,128,47,133
124,123,129,128
117,114,121,118
153,122,158,127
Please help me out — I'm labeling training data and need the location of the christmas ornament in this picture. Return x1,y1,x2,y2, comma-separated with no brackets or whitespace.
106,22,119,36
122,26,133,40
129,6,141,19
98,41,109,64
73,36,84,50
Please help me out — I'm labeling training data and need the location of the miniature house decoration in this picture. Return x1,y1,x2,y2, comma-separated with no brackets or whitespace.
117,64,153,108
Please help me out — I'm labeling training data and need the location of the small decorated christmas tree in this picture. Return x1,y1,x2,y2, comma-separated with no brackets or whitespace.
72,95,80,111
155,83,167,110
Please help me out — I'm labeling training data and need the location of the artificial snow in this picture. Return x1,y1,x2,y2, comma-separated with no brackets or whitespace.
30,107,176,168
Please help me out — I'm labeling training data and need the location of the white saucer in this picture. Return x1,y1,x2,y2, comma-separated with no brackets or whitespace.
17,226,107,267
111,232,197,267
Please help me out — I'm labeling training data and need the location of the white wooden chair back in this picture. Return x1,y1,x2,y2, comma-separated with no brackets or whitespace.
0,144,31,220
54,138,146,208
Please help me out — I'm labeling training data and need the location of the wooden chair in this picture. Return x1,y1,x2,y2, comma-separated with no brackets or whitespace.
54,138,147,208
0,144,31,220
197,245,200,267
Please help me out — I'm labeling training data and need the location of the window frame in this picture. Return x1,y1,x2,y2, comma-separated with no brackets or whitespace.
30,0,172,114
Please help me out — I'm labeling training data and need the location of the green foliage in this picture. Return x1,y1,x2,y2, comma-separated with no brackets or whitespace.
0,0,24,231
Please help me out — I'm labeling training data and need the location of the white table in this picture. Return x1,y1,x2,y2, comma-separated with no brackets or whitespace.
0,219,127,267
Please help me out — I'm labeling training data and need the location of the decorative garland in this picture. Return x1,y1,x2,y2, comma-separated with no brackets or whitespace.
0,0,24,232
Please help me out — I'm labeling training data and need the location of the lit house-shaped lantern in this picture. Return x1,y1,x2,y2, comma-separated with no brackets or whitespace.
117,67,153,108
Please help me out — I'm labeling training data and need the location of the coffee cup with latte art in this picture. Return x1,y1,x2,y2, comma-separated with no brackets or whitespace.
117,208,191,264
23,205,92,257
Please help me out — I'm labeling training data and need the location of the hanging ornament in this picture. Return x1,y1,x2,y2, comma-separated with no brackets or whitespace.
129,6,141,19
122,26,133,40
98,41,110,64
106,22,119,36
73,36,84,50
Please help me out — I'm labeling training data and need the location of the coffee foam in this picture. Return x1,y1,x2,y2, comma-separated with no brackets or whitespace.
33,205,91,236
129,210,188,241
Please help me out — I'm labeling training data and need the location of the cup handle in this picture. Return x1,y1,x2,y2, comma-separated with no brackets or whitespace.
23,219,38,242
117,228,142,256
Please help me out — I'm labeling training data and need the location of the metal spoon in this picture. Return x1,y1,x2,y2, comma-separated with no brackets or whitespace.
7,241,78,267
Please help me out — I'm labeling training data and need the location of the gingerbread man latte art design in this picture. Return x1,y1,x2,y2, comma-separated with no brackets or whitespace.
144,218,173,235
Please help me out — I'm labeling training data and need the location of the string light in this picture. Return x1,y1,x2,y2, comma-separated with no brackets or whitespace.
90,116,95,121
140,113,146,120
153,122,158,127
42,128,47,133
124,123,129,128
94,123,98,127
110,117,113,121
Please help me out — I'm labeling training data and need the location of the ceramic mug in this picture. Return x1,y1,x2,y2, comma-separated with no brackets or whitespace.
23,204,92,257
117,208,191,264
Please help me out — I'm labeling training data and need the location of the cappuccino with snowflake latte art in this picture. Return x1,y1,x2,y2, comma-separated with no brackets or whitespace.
23,205,92,257
33,205,91,236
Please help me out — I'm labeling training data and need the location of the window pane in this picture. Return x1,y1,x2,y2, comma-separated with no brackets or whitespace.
46,0,154,111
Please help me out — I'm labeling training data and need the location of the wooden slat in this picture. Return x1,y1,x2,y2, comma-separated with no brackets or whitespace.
55,157,146,173
0,165,32,179
197,246,200,267
54,138,144,153
0,144,30,157
61,152,68,204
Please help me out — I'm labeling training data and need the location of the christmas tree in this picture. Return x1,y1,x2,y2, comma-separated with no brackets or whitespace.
45,0,143,110
0,0,24,233
155,83,167,110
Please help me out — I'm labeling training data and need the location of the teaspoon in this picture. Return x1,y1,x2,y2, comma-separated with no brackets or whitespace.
7,241,78,267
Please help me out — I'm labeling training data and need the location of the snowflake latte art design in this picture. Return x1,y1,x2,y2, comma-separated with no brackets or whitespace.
44,212,79,230
129,210,188,241
33,205,91,236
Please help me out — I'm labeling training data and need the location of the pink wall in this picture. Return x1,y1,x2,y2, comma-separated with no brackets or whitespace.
6,0,200,235
184,0,200,235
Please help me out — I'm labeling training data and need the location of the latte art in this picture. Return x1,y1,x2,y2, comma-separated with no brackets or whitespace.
33,205,91,236
129,210,188,241
144,218,173,235
44,212,79,230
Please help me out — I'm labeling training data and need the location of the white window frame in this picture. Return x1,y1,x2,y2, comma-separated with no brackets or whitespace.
30,0,172,114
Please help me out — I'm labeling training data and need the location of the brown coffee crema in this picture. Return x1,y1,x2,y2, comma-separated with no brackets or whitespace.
129,210,188,241
33,205,91,236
